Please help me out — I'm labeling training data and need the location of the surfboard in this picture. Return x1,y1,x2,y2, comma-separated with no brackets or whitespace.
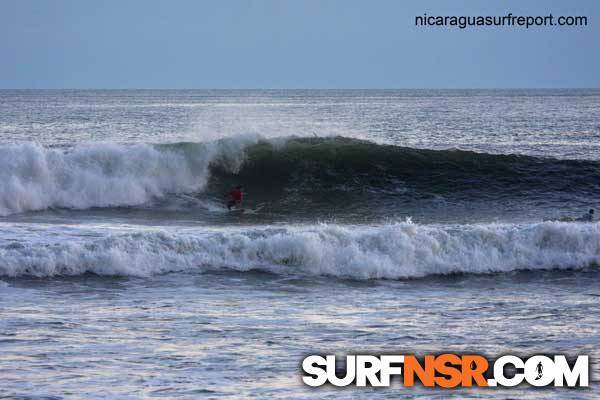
243,203,265,214
226,203,265,214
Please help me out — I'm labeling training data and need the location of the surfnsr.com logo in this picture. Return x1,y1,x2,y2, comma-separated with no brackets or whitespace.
302,354,589,388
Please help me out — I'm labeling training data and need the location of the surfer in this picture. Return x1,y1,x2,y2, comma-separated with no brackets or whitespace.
556,208,596,222
577,209,595,222
226,185,243,210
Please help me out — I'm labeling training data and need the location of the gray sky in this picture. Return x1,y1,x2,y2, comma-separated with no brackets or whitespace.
1,0,598,88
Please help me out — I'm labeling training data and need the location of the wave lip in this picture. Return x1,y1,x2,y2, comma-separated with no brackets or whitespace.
1,221,598,279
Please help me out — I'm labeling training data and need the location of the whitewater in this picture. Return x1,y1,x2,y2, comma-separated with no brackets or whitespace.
1,221,600,279
1,89,600,399
0,138,257,215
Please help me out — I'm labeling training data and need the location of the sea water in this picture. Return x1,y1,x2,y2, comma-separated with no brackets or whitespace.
1,89,599,398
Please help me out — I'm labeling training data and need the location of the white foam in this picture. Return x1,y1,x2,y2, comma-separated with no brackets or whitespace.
0,136,260,216
0,221,598,279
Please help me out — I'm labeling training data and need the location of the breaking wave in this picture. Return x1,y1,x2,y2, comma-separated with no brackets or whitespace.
1,221,598,279
0,136,259,215
1,136,599,216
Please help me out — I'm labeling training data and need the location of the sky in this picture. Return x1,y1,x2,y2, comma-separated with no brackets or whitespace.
0,0,598,89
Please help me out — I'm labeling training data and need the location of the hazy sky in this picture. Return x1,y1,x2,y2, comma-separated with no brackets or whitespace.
1,0,598,88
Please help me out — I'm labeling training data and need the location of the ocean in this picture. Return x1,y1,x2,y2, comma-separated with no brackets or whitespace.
1,89,599,398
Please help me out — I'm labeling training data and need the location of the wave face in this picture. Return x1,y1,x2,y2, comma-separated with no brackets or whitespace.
217,136,600,196
1,136,600,217
1,221,598,278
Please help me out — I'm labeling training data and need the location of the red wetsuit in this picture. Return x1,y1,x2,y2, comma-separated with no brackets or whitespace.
227,188,243,209
229,189,243,202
